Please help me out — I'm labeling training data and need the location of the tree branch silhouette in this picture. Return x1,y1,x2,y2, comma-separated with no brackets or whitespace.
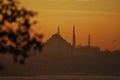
0,0,43,65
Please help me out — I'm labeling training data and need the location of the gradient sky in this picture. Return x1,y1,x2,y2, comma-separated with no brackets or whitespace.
21,0,120,51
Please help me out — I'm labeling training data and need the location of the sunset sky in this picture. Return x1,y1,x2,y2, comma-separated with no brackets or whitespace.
21,0,120,51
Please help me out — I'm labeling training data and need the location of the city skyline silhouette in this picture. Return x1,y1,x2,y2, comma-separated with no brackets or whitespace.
0,26,120,76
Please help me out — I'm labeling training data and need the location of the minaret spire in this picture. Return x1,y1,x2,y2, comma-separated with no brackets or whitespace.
88,33,91,48
58,26,60,35
72,25,76,48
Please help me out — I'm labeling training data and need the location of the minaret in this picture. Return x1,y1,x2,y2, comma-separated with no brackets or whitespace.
72,25,76,48
88,33,91,48
58,26,60,35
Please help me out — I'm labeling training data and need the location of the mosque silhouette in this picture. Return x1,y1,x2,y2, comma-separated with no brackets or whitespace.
43,25,100,55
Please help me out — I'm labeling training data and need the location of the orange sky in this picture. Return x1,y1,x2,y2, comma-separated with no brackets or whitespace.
21,0,120,51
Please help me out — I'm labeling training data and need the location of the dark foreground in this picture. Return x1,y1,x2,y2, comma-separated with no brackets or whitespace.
0,75,120,80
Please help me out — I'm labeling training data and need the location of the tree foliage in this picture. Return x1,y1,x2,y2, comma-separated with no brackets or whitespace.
0,0,43,65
